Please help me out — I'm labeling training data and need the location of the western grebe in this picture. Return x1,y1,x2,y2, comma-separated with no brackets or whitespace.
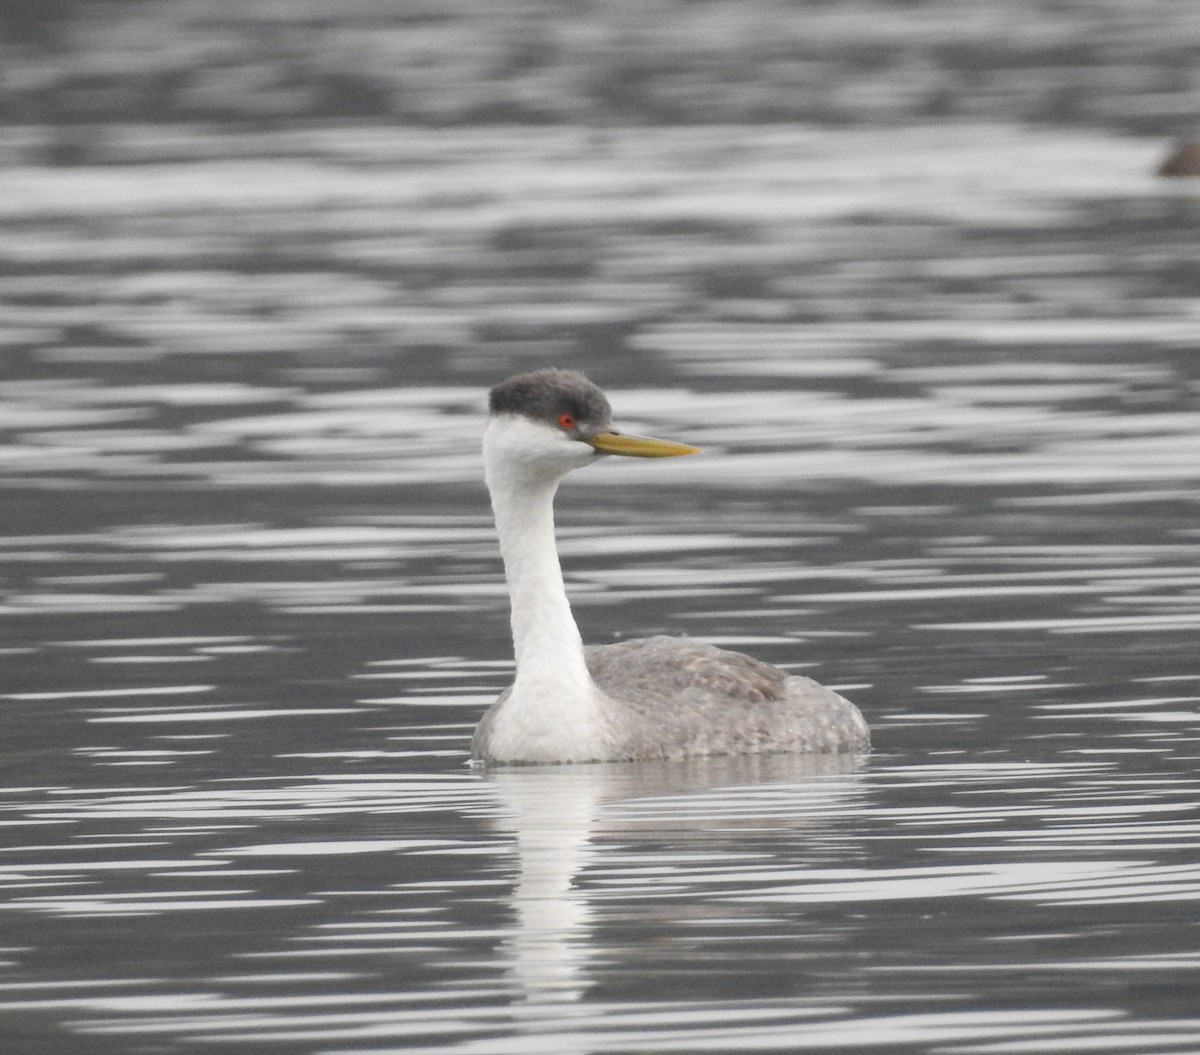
471,369,870,765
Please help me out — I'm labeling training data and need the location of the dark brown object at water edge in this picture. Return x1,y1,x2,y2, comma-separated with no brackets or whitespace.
1158,142,1200,177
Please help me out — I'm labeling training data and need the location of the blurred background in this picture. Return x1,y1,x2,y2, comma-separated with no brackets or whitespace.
2,0,1198,502
2,0,1198,410
5,0,1200,132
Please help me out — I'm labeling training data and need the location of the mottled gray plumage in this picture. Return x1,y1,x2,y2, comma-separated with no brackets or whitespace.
473,635,869,762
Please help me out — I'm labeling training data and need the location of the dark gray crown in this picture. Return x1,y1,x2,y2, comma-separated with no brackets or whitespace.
489,369,612,429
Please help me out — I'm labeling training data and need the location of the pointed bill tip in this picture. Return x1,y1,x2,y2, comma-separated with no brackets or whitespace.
585,431,701,458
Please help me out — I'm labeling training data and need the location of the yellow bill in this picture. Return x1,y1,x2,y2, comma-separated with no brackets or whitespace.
585,431,700,458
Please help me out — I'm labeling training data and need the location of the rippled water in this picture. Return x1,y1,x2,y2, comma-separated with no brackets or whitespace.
4,14,1200,1053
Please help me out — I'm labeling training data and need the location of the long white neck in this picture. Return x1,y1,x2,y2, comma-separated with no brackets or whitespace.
490,470,586,679
483,417,608,762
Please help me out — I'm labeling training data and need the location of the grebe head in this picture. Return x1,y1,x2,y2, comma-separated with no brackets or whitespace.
485,369,699,488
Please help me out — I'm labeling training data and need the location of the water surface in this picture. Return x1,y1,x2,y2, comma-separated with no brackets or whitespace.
3,17,1200,1054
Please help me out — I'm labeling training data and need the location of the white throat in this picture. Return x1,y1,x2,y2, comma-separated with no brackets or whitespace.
483,415,610,762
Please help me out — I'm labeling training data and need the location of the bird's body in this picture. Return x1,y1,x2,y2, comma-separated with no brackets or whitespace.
474,635,867,763
471,369,869,765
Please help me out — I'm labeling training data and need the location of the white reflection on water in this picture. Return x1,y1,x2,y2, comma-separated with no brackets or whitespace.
5,754,1198,1052
485,756,866,1004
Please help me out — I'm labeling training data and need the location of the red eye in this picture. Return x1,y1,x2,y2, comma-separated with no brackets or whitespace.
557,413,576,430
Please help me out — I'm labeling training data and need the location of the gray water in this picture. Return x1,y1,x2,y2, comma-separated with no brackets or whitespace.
4,6,1200,1053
